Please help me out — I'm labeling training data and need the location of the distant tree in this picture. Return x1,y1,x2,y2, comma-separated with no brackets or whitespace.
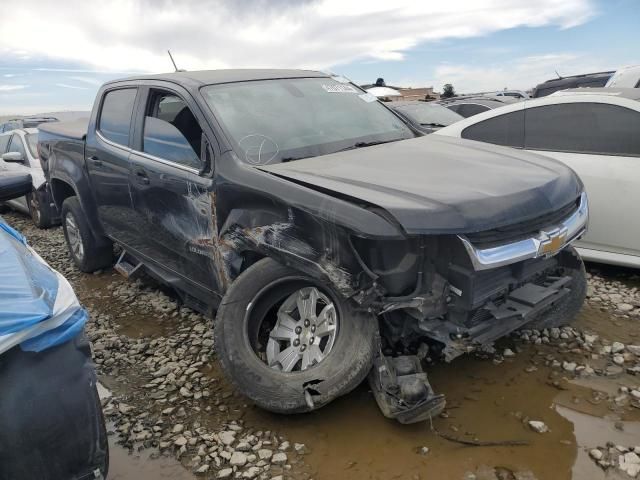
375,77,386,87
441,84,455,98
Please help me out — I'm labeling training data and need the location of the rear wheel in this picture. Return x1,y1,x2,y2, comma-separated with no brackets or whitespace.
61,197,113,272
214,258,378,414
28,189,53,229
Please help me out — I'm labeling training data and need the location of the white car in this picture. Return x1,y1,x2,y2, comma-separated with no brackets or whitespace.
606,65,640,88
434,88,640,268
0,128,57,228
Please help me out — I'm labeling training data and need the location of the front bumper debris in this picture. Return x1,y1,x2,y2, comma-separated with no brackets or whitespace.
419,275,572,361
369,355,446,424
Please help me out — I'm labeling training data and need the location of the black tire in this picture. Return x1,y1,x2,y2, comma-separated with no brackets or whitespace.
61,196,113,273
214,258,378,414
28,189,53,229
527,247,587,330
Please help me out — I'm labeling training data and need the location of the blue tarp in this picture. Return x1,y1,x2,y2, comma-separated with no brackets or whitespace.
0,216,87,354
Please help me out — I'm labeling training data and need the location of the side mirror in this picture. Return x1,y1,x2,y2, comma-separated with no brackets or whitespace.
2,152,24,163
0,172,32,202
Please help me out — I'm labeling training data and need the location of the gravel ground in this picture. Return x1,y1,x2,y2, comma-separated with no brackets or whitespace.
3,212,310,480
4,211,640,479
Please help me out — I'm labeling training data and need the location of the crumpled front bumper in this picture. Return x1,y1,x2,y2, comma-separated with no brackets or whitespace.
459,192,588,271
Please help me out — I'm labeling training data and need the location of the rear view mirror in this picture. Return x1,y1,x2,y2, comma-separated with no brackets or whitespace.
2,152,24,163
0,172,32,202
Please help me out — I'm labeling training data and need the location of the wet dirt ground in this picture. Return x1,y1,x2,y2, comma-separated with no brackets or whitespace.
4,211,640,480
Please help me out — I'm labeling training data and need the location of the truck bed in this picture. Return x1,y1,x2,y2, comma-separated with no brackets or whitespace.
38,119,89,141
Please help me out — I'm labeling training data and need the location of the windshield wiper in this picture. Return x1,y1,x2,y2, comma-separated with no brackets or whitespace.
334,139,399,153
420,122,446,127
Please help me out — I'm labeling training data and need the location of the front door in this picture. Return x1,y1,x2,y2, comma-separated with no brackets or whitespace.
128,87,219,293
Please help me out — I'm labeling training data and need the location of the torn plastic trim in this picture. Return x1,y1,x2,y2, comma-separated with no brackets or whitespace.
459,192,588,271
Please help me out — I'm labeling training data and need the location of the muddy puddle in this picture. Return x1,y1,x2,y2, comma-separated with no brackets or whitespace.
238,335,640,479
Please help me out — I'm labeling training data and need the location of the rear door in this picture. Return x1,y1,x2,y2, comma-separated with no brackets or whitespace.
86,87,138,242
522,102,640,259
127,84,219,293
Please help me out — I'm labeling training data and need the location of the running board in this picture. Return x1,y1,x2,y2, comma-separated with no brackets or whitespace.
113,250,143,279
369,355,446,424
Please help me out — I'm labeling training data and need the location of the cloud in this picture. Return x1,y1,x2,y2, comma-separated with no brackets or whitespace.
55,83,90,90
427,53,614,93
0,0,596,73
0,84,28,92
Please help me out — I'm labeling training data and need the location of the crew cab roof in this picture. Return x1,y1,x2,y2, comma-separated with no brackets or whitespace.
109,69,329,89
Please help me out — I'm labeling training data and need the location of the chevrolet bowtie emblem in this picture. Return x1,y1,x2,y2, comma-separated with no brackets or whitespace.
538,227,568,256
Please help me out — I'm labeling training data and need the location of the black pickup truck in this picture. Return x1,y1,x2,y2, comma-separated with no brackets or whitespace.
39,69,588,423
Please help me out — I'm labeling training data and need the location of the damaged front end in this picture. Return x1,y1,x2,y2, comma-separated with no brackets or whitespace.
215,188,587,424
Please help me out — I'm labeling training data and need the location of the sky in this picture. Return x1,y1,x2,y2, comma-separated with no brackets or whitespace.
0,0,638,115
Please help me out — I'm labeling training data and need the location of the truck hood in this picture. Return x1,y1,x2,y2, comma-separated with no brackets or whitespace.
258,135,583,234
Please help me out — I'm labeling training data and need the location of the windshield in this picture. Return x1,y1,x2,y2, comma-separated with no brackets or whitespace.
201,77,414,164
25,133,38,158
394,103,463,127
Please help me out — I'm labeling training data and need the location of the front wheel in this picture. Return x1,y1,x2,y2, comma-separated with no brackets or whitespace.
214,258,378,414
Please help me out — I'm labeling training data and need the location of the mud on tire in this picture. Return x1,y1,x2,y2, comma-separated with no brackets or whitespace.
527,246,587,330
214,258,378,414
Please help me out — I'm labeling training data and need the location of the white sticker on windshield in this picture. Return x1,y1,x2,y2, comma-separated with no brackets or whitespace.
322,84,358,93
358,93,377,103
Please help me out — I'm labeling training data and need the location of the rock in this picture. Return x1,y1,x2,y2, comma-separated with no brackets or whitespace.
418,446,430,455
293,442,307,454
562,361,577,373
613,354,625,365
584,334,598,344
236,441,251,451
278,440,290,451
619,451,640,477
631,390,640,401
258,449,273,460
618,303,634,312
271,452,288,465
627,345,640,356
503,348,516,358
217,468,233,479
528,420,549,433
612,342,626,353
219,431,236,446
242,467,261,479
195,464,209,474
174,436,187,447
589,449,603,461
230,451,248,466
172,424,184,434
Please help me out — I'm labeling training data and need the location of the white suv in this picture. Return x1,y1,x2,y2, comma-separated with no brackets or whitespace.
0,128,57,228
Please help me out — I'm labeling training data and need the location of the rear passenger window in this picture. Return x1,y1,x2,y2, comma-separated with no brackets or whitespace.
456,104,490,118
98,88,137,146
462,110,524,148
524,103,640,156
143,91,202,169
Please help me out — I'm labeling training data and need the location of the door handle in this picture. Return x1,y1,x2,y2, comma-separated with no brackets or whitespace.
88,156,102,167
135,169,150,185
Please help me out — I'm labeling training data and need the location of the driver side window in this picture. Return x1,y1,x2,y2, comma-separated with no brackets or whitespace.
143,91,203,170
